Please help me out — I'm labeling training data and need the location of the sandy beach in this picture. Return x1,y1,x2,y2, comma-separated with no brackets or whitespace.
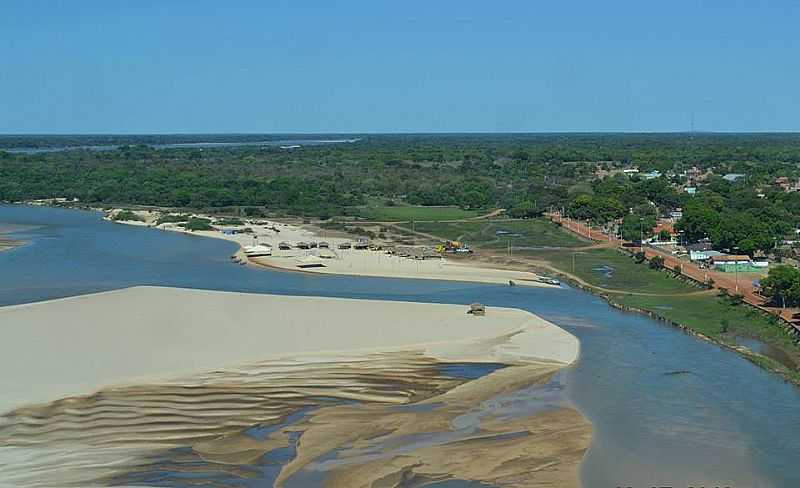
105,209,557,287
0,286,587,487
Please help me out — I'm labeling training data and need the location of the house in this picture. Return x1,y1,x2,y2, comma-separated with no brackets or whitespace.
686,241,718,261
652,221,676,239
684,187,697,195
773,176,791,192
686,166,702,183
643,170,662,180
722,173,746,182
690,249,723,261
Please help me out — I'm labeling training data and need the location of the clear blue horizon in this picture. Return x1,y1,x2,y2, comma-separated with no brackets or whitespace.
2,1,798,133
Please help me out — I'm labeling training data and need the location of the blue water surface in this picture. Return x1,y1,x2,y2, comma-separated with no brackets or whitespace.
1,204,798,488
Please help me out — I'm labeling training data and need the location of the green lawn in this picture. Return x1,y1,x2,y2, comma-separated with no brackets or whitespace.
525,246,800,380
357,205,483,221
522,248,697,294
398,219,587,248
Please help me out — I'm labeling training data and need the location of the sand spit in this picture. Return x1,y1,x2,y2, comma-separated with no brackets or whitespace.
0,224,27,252
0,238,21,252
105,210,555,287
0,287,586,487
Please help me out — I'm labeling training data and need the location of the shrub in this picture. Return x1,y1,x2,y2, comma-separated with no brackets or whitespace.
156,213,190,225
182,217,213,231
215,217,244,226
112,210,143,222
649,255,665,269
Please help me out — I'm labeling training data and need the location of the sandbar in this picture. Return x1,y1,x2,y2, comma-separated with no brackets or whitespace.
0,286,577,413
0,286,586,487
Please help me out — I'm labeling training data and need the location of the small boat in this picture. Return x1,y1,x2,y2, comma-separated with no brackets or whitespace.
338,242,351,250
296,241,310,249
243,244,272,257
278,242,292,250
318,241,330,248
296,255,326,269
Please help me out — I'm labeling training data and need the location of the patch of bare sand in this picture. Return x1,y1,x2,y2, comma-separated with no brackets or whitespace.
279,364,590,488
0,286,588,487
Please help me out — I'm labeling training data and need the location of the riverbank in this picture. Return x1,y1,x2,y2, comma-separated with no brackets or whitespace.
494,246,800,386
0,286,587,487
386,217,800,386
104,208,556,287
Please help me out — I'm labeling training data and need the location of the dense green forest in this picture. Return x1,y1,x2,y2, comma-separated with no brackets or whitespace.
3,134,800,236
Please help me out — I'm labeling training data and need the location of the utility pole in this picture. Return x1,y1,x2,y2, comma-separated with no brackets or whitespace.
640,218,644,252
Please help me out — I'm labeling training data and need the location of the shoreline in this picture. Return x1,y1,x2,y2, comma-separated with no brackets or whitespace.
103,208,558,288
530,261,800,387
15,204,797,386
0,286,580,413
0,286,589,487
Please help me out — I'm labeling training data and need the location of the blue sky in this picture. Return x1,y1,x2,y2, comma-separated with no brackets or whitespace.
1,1,798,133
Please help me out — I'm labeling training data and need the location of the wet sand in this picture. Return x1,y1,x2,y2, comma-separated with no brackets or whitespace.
0,238,20,252
0,225,25,252
0,286,587,487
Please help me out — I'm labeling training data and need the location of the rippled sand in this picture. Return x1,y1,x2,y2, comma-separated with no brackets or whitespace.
0,287,588,487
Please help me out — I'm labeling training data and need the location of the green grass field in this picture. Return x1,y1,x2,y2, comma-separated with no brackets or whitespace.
399,219,587,248
391,214,800,380
523,246,800,380
522,248,697,294
357,205,483,221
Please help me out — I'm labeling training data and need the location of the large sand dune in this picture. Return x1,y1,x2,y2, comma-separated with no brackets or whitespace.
0,287,585,487
0,286,577,413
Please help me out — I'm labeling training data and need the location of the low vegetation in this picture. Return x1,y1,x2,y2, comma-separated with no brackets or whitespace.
181,217,213,231
111,210,143,222
155,213,191,225
399,218,586,248
522,248,698,294
357,205,482,222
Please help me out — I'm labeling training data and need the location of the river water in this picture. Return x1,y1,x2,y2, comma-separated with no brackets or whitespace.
0,204,798,488
2,138,360,154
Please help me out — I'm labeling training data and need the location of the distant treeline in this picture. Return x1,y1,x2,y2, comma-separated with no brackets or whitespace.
2,134,800,221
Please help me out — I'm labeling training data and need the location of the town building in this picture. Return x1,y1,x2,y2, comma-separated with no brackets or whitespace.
709,254,755,272
722,173,746,182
